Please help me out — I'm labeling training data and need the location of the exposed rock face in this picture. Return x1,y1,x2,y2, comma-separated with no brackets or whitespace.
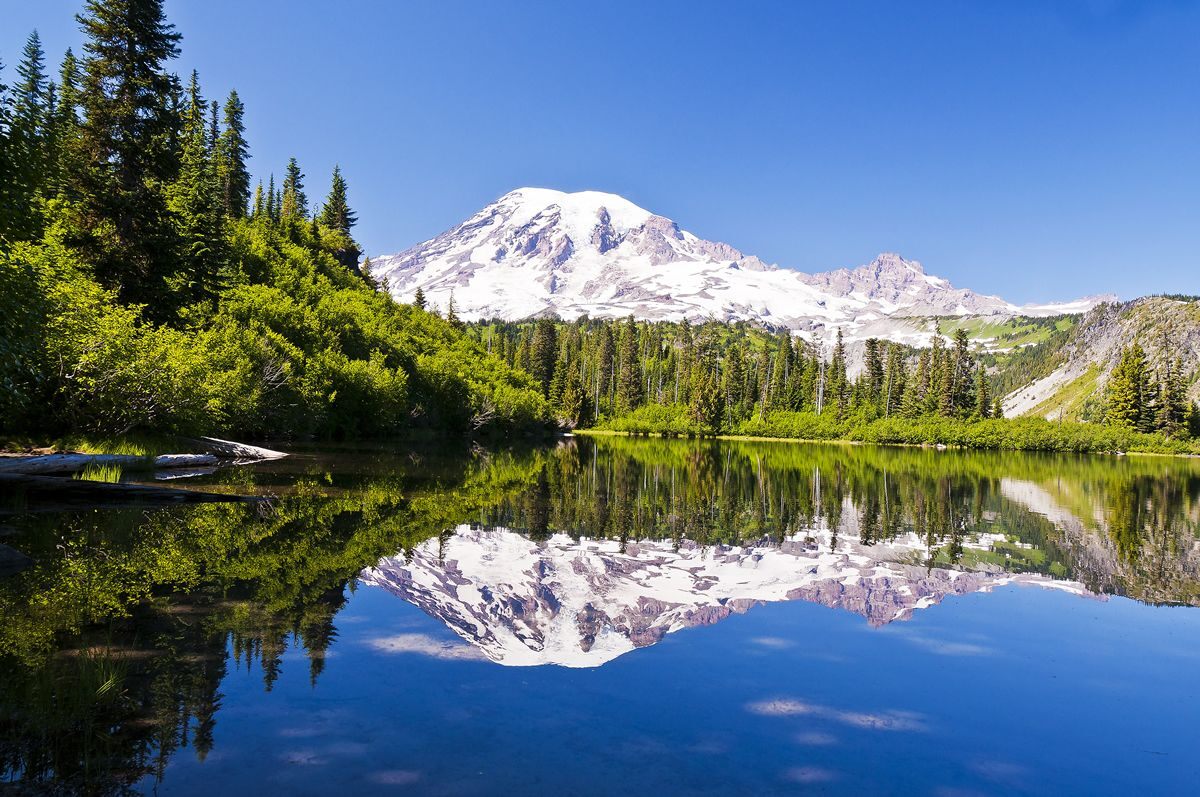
371,188,1106,340
1003,296,1200,417
359,524,1084,668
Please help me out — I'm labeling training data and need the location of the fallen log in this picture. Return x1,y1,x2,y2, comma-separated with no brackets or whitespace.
192,437,288,460
153,453,219,469
0,454,148,475
0,452,226,475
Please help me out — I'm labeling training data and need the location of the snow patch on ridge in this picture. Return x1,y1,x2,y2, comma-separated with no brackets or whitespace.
371,189,1108,343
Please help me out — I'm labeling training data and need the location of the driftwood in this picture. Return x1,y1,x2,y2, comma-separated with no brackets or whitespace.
0,446,272,476
154,453,220,468
191,437,288,460
0,454,148,475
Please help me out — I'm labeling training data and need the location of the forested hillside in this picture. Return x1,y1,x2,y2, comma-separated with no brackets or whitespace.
0,1,548,440
466,315,1200,452
997,297,1200,423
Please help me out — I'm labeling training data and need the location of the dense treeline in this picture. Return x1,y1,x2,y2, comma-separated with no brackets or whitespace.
0,1,547,440
469,318,994,431
1104,343,1195,437
466,316,1200,451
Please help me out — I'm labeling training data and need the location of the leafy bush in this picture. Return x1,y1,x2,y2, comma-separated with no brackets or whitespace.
0,216,550,440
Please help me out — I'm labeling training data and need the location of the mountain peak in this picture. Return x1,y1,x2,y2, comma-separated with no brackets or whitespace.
495,187,654,235
870,252,925,275
370,189,1105,333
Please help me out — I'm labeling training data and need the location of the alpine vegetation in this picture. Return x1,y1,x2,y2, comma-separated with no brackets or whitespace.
0,1,548,440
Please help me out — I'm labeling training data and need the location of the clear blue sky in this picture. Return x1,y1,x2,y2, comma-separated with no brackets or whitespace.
3,0,1198,302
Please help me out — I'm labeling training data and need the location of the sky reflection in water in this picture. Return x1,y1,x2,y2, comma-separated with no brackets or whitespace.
3,437,1200,795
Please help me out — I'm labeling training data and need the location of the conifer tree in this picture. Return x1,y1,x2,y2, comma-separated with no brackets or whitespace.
217,90,250,217
74,0,183,307
596,324,615,414
5,31,49,241
251,179,264,218
45,48,82,198
951,329,974,415
318,164,362,271
319,164,357,232
265,173,278,221
901,349,929,418
689,367,723,434
559,359,591,427
1156,359,1188,437
616,316,644,413
769,335,791,410
722,344,746,421
974,364,990,418
280,156,307,220
413,286,427,310
207,100,218,152
882,343,906,417
530,318,559,398
862,338,884,411
446,291,462,328
1105,344,1147,430
829,330,848,417
168,70,225,307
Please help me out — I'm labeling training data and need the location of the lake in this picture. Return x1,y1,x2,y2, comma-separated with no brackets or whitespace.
3,437,1200,795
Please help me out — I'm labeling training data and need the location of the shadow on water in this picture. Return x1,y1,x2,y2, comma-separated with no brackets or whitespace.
2,437,1199,793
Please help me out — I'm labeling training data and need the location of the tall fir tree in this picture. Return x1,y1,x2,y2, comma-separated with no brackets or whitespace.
530,318,559,398
167,71,225,308
446,291,463,328
616,316,644,413
951,328,974,416
1156,359,1189,438
558,359,592,428
5,31,49,241
829,329,848,417
882,343,907,417
265,173,278,221
901,349,930,418
216,90,250,218
974,364,991,418
862,338,884,411
73,0,183,309
1105,344,1147,430
318,164,362,271
280,156,307,220
318,164,357,232
45,48,82,199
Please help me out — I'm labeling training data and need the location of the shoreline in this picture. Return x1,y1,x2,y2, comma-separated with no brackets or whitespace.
573,428,1199,459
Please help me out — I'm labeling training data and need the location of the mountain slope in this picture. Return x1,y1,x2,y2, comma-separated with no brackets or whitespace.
372,188,1108,342
1002,296,1200,418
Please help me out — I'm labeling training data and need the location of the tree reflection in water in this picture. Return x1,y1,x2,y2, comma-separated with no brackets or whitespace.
2,437,1198,792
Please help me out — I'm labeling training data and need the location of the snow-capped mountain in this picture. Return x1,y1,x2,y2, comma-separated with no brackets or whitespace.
359,523,1086,668
371,188,1110,341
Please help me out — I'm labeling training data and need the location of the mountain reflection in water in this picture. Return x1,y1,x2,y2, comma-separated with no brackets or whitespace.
358,439,1199,666
362,526,1085,667
2,436,1199,793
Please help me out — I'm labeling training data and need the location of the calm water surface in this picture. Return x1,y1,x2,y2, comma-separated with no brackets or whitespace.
3,437,1200,795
